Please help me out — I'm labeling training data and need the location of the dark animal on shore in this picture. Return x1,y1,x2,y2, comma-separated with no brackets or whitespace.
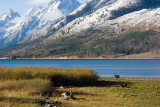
114,74,120,79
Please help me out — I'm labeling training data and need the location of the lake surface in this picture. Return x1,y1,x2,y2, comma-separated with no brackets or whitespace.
0,59,160,77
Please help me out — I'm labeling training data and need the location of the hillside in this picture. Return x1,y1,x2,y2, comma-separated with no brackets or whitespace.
1,0,160,58
1,28,160,59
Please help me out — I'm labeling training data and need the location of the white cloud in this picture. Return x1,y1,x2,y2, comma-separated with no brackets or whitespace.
27,0,87,5
27,0,50,5
78,0,87,3
42,9,63,21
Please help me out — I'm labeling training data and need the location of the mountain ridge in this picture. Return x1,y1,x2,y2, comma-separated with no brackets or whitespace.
0,9,20,39
0,0,80,49
22,0,160,43
1,0,160,58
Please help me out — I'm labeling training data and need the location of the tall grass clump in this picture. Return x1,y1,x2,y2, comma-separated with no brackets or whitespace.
0,67,99,86
0,79,51,93
0,79,53,106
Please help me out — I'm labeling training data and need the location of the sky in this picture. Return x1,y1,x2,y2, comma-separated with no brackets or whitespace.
0,0,87,16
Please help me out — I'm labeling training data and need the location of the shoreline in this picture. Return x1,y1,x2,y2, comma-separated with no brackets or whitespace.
1,51,160,59
1,58,160,60
101,77,160,80
0,59,160,79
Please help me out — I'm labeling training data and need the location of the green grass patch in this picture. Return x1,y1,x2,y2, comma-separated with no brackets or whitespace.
0,67,159,106
0,77,159,107
56,78,160,107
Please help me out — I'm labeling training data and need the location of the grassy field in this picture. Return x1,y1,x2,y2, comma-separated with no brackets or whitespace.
0,79,51,107
0,68,159,107
55,78,160,107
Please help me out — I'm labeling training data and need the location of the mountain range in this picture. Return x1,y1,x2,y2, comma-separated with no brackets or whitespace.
0,0,160,59
0,0,80,49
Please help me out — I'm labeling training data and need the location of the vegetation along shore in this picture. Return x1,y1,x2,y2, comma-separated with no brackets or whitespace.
0,67,159,107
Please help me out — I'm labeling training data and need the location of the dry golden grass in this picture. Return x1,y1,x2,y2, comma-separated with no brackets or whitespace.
0,79,52,107
0,78,160,107
0,67,98,86
0,67,99,106
0,68,159,107
116,52,160,59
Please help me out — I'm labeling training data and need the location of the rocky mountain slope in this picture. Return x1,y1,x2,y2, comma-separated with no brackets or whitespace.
0,0,80,49
1,0,160,58
0,9,20,39
23,0,160,42
0,9,20,27
24,0,142,41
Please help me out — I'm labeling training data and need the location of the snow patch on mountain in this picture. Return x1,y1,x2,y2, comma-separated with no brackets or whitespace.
52,0,160,37
0,9,20,22
53,0,142,36
110,8,160,31
0,0,80,49
0,9,20,40
108,0,141,11
2,0,160,49
25,0,153,41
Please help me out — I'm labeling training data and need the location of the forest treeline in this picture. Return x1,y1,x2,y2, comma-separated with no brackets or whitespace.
0,29,160,58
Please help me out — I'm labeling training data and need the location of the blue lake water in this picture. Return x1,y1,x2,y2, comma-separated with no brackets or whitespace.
0,59,160,77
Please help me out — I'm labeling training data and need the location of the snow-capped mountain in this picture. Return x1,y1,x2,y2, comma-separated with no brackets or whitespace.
1,0,160,49
26,0,160,42
101,8,160,34
0,9,20,27
0,0,80,49
0,9,20,40
1,0,160,58
56,0,160,36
